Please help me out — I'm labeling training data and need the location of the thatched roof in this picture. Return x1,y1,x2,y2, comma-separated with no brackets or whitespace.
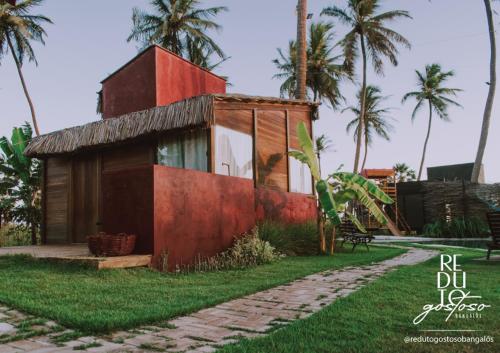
25,94,319,158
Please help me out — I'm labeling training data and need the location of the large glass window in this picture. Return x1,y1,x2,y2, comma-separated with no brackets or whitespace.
215,126,253,179
157,130,208,172
289,153,313,194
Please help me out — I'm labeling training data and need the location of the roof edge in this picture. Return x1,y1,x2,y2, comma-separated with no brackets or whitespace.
100,45,227,84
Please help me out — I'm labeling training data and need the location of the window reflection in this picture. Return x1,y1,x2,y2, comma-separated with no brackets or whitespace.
289,153,313,194
215,126,253,179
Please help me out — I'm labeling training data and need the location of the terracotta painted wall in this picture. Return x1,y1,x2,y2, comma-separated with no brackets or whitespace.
102,49,157,119
255,187,317,224
153,165,255,270
101,166,154,254
101,46,226,119
156,47,226,107
100,165,316,270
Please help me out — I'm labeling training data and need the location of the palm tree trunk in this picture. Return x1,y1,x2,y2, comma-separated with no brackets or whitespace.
472,0,496,183
354,33,367,174
417,102,433,181
7,35,41,136
361,133,369,171
295,0,307,100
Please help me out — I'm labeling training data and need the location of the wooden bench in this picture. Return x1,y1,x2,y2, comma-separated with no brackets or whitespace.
486,212,500,260
339,221,374,252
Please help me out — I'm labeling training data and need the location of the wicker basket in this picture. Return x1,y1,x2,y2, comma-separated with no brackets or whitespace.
87,233,136,257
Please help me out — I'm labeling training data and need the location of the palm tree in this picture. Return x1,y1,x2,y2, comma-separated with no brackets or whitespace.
472,0,496,183
0,0,52,136
402,64,462,181
344,85,393,171
322,0,411,173
127,0,227,68
273,22,345,108
295,0,308,100
393,163,416,182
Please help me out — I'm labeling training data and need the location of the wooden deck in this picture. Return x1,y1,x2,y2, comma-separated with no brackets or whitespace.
0,244,152,270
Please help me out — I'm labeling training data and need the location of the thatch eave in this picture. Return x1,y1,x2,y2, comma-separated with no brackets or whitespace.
25,93,319,158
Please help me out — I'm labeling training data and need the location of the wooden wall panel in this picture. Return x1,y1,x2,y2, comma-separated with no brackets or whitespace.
257,110,288,191
72,155,99,243
214,109,253,135
102,143,153,172
45,157,69,243
289,110,312,150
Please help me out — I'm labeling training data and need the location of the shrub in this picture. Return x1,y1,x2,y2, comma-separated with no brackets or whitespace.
258,221,341,256
258,221,319,256
192,227,280,272
0,224,34,247
422,217,490,238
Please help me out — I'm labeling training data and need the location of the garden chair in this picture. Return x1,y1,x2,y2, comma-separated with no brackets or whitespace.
486,212,500,260
339,220,374,252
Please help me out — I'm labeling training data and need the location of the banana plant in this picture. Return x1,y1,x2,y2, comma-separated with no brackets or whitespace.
0,123,41,245
290,122,393,254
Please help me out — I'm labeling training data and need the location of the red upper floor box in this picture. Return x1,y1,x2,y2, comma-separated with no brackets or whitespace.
100,45,227,119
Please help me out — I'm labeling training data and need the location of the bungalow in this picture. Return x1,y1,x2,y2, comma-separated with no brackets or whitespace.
25,46,318,269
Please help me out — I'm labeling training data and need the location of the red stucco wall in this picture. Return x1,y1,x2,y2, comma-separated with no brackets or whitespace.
155,47,226,107
153,166,255,270
101,46,226,119
100,166,316,270
101,167,154,254
102,49,157,119
255,187,317,224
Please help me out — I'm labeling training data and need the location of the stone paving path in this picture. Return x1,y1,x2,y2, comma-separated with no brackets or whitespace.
0,247,438,353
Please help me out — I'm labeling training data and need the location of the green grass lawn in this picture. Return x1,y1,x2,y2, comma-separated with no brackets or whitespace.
218,247,500,353
0,246,403,333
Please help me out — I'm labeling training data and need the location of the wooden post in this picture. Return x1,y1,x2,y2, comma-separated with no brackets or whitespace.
67,159,74,243
285,110,291,192
41,159,47,244
253,109,258,188
209,127,216,173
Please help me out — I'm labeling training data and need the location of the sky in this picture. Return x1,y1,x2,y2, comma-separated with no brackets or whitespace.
1,0,499,182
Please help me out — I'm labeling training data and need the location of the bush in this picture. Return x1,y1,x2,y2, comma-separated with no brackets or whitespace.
422,217,490,238
258,221,319,256
0,224,34,247
192,227,280,272
258,221,340,256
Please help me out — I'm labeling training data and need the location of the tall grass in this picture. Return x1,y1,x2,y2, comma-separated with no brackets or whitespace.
422,217,490,238
258,221,336,256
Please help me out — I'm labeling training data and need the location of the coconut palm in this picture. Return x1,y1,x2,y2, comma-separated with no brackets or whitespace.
344,85,393,171
402,64,462,181
127,0,227,68
273,22,345,108
296,0,308,100
0,0,52,136
322,0,411,173
393,162,416,182
472,0,496,183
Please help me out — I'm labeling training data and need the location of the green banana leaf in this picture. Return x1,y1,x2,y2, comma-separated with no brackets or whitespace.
11,127,29,168
296,122,320,180
331,172,394,204
346,181,389,225
316,179,341,225
346,211,367,233
288,150,310,166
